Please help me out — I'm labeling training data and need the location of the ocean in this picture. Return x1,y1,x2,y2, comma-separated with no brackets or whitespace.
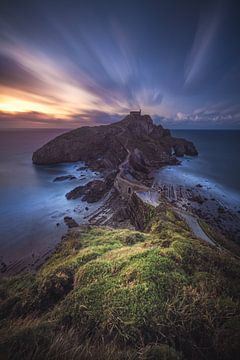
0,129,101,269
0,129,240,268
155,130,240,209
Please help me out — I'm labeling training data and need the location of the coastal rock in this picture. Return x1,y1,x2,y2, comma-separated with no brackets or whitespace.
66,184,89,200
1,261,7,273
32,113,198,170
171,138,198,157
53,175,76,182
66,179,111,203
189,194,205,204
64,216,79,228
76,166,88,171
33,113,198,201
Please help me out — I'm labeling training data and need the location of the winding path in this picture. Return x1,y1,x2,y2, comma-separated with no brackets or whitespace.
114,126,150,195
114,123,217,247
175,209,217,246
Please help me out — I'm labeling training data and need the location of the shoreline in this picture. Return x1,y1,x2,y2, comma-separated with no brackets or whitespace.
1,121,240,277
2,168,240,277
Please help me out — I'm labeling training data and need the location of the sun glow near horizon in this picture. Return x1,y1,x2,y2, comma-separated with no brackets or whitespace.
0,95,64,115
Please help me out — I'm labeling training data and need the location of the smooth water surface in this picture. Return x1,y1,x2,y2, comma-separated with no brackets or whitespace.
0,129,100,264
156,130,240,208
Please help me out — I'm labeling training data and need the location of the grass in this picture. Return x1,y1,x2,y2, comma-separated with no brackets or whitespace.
0,206,240,360
198,219,240,258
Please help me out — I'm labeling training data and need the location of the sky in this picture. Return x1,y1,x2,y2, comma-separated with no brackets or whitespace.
0,0,239,129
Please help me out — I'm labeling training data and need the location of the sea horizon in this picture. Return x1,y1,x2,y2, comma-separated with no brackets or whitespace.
1,127,240,131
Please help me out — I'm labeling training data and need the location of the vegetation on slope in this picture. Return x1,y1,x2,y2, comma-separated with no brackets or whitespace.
0,206,240,360
198,219,240,257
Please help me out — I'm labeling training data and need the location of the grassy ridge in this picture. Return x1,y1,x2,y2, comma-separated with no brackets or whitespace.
0,208,240,360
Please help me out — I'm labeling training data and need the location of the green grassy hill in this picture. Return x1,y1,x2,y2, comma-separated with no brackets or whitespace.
1,206,240,360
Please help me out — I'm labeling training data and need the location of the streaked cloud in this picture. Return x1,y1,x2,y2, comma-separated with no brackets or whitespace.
184,5,222,88
0,0,239,128
0,30,167,121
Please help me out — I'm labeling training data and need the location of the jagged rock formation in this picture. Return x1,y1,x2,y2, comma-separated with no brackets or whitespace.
33,113,197,169
64,216,79,228
65,171,116,202
33,113,198,201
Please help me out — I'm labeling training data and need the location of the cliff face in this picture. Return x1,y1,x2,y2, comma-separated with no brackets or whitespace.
32,113,198,171
125,192,157,230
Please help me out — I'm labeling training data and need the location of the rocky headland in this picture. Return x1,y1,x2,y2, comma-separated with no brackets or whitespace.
32,111,239,245
33,112,197,203
1,113,240,360
33,113,198,169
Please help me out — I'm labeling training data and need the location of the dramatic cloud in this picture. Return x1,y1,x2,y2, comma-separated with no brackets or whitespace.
0,110,123,128
184,3,222,88
154,106,240,129
0,0,239,128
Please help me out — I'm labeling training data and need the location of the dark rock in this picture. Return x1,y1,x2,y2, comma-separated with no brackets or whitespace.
66,174,115,203
111,206,129,223
171,138,198,157
64,216,79,228
196,184,203,188
32,114,198,170
1,262,7,273
189,195,205,204
218,206,226,214
53,175,76,182
66,185,86,200
33,113,198,202
66,180,106,202
81,179,109,202
126,192,156,231
77,166,88,171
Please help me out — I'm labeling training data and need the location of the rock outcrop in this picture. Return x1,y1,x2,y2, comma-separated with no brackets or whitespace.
33,113,198,202
66,171,116,202
53,175,76,182
66,179,109,202
64,216,79,228
125,192,157,230
171,138,197,157
33,113,198,170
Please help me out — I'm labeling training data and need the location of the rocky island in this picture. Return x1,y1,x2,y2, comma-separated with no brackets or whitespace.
1,113,240,360
33,111,197,203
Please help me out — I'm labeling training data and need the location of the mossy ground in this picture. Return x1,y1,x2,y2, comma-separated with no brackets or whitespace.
0,207,240,360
